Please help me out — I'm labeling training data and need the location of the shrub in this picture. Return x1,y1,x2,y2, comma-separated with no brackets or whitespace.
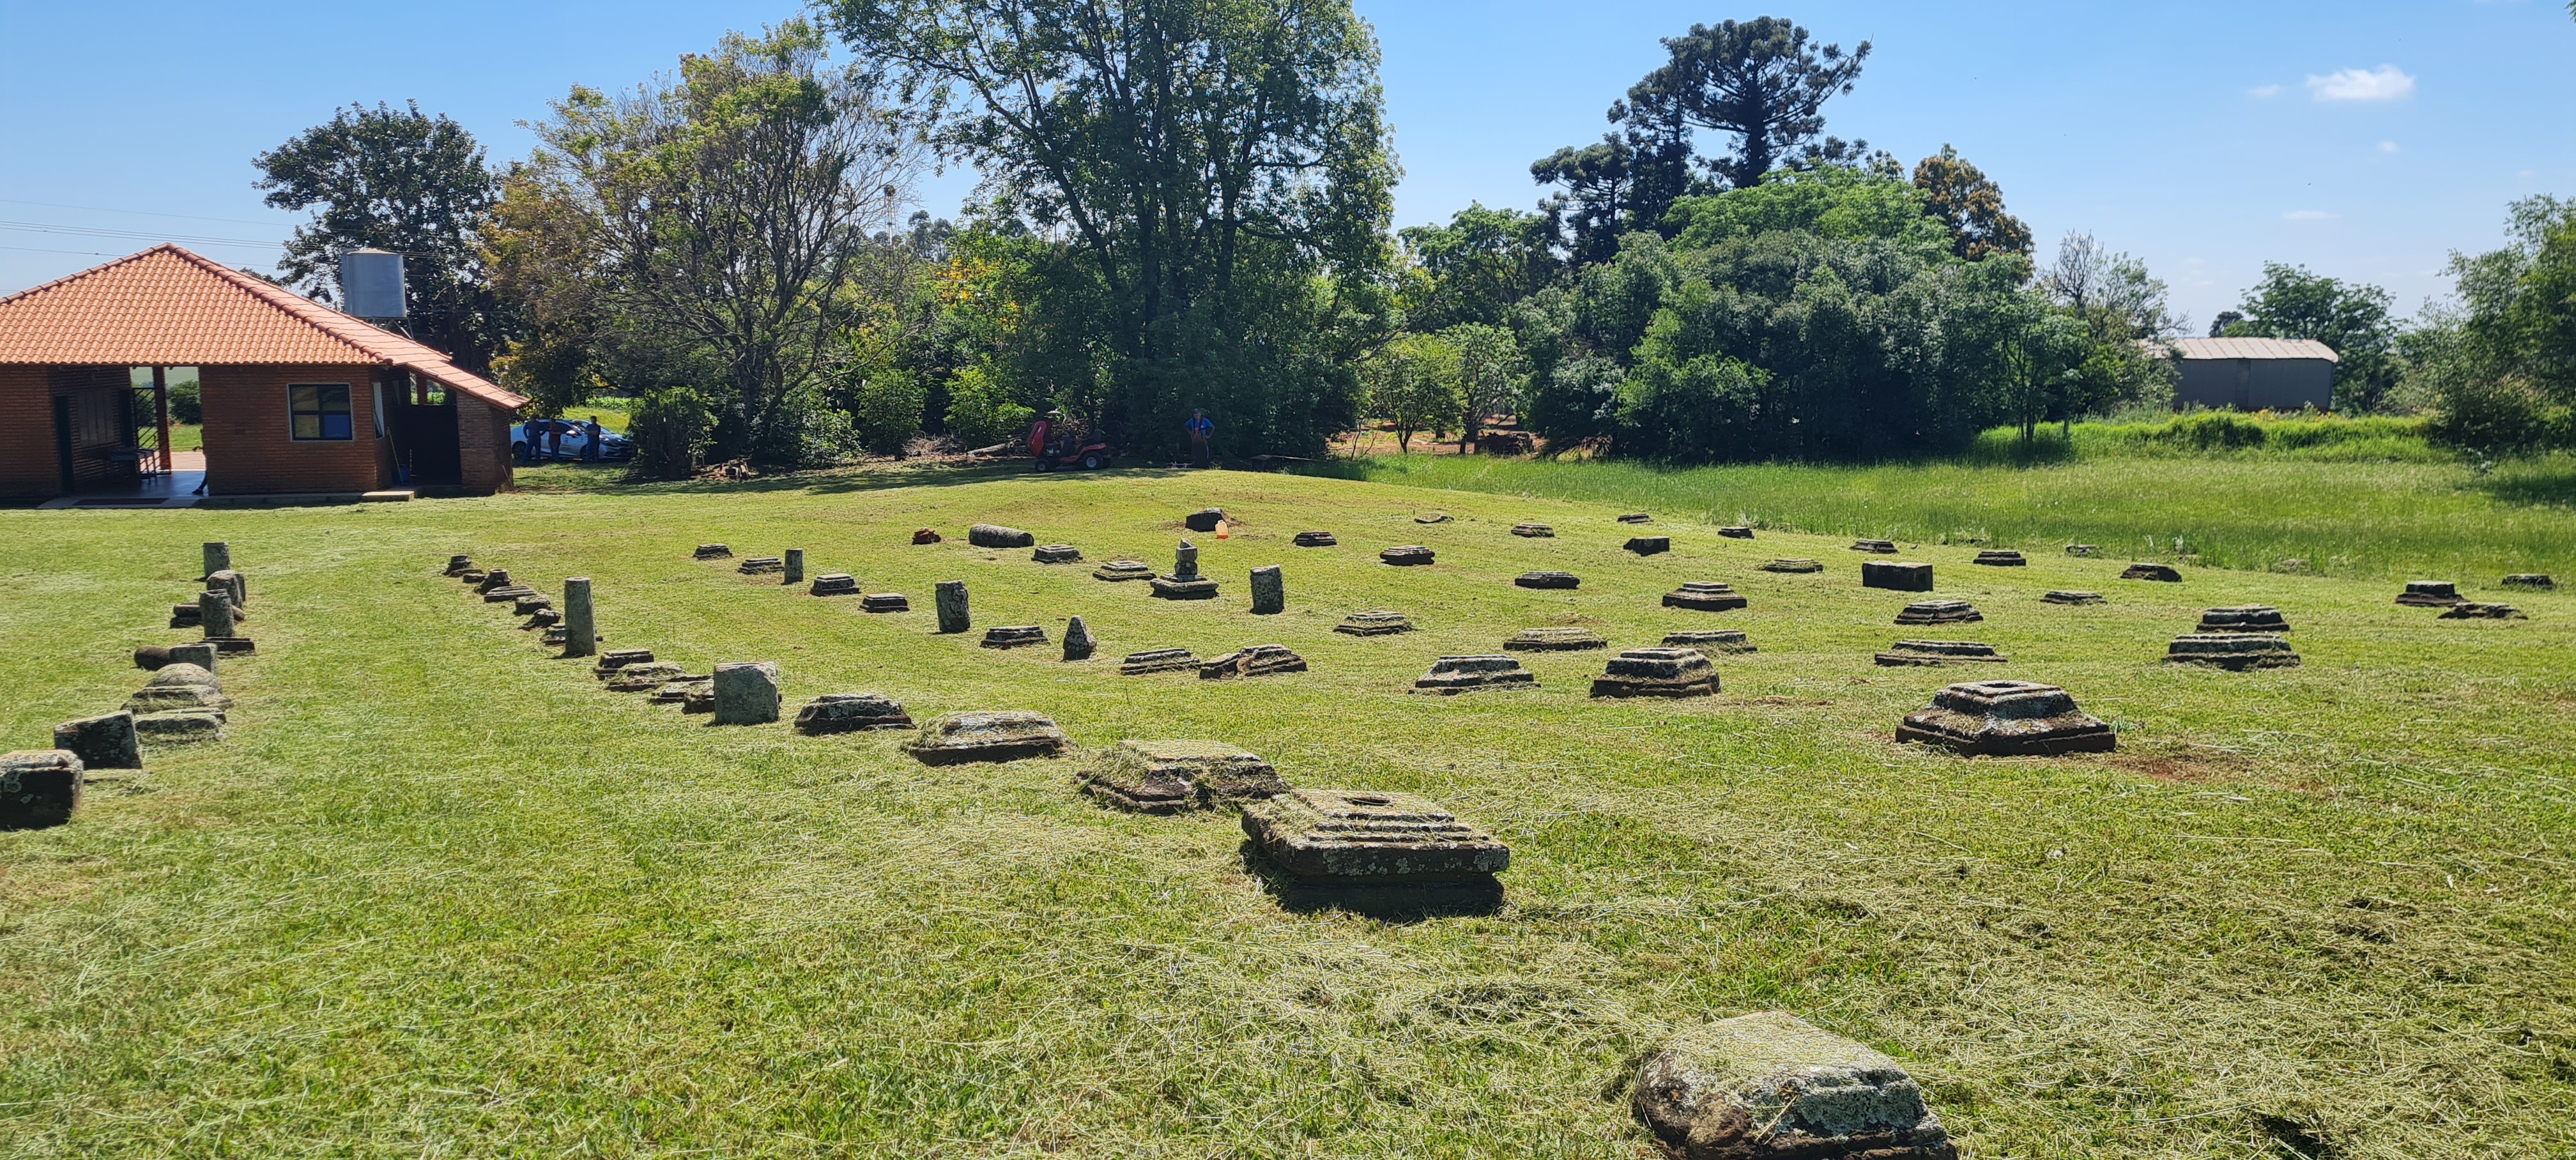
2163,411,2267,450
626,387,715,480
167,378,203,425
847,369,930,456
943,365,1035,449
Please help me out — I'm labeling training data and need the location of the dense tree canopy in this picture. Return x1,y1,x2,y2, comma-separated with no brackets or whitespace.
255,102,508,371
2221,263,2401,412
1912,145,2030,261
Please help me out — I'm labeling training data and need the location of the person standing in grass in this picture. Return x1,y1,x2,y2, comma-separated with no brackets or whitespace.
1186,409,1214,468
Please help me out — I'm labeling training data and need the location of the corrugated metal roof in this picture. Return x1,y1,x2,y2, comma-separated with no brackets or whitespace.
0,245,526,409
2159,337,2341,363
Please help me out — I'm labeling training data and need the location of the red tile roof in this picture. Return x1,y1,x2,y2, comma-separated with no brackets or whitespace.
0,245,526,409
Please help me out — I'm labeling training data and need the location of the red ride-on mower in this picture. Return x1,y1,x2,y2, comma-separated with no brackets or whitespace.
1027,416,1112,472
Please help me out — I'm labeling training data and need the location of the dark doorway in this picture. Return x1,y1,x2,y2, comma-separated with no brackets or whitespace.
51,397,75,493
408,399,462,485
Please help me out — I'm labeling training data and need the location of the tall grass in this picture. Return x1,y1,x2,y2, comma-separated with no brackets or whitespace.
1298,419,2572,581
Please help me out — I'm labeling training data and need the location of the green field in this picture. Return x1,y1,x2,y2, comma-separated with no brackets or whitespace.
3,464,2571,1158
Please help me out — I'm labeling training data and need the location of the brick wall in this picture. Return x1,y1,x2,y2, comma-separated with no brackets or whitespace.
0,364,61,498
201,363,392,495
457,393,516,495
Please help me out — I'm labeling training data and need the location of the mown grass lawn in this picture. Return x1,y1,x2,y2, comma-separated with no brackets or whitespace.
1,464,2570,1158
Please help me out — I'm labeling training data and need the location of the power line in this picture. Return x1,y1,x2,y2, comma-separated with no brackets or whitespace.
0,197,288,229
0,220,281,251
0,244,119,257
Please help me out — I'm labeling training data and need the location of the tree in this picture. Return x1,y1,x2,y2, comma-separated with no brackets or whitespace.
2221,263,2400,411
512,21,931,471
1397,203,1558,331
1644,17,1870,191
2429,196,2576,448
1441,322,1523,451
1360,332,1460,452
255,101,507,371
830,0,1398,460
1912,145,2030,261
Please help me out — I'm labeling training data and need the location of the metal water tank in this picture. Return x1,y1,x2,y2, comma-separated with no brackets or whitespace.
338,248,406,319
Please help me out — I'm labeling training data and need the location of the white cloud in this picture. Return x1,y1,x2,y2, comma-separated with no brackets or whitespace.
2283,210,2342,222
2307,66,2416,102
2379,141,2400,153
2249,84,2283,98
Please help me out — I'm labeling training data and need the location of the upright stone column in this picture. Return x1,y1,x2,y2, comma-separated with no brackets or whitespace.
202,542,231,581
711,662,781,725
935,581,970,634
1250,565,1284,614
562,577,597,658
199,591,236,639
168,642,218,674
783,549,805,585
1062,616,1096,661
208,569,247,610
1172,540,1200,579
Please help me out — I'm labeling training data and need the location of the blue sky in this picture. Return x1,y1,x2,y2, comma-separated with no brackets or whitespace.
3,0,2570,329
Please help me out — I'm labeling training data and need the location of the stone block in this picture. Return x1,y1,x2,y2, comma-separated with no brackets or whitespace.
2165,634,2301,669
202,541,232,580
1063,616,1096,660
206,569,248,609
1633,1011,1955,1160
1292,531,1337,547
2197,606,2290,633
1591,647,1719,698
912,528,942,545
1094,559,1155,582
1149,574,1221,599
903,710,1070,764
133,712,225,744
981,625,1048,649
1411,654,1536,695
0,751,84,829
810,573,859,597
1379,546,1436,566
2065,544,2100,556
203,637,256,657
1664,582,1746,611
968,523,1035,549
1719,526,1755,539
1897,681,2114,756
1758,558,1823,574
54,711,140,771
1335,611,1413,636
1624,536,1671,556
1874,640,2007,666
1894,600,1981,625
593,648,654,675
477,569,514,593
512,594,553,616
1617,512,1653,524
1184,508,1225,532
710,662,781,725
2441,602,2528,620
2503,573,2556,590
862,593,910,613
1241,789,1508,884
457,569,487,584
1082,740,1287,814
793,693,914,734
2396,580,2462,606
694,544,732,560
1851,539,1897,553
1416,511,1453,524
2041,590,2104,606
198,591,238,639
935,581,970,634
168,603,202,629
1199,645,1307,680
783,549,805,584
1515,571,1580,590
445,554,473,575
561,577,597,659
1250,565,1285,614
604,662,691,693
1972,550,2026,567
1863,561,1935,592
649,679,707,706
1119,648,1198,675
738,556,785,576
1032,544,1083,564
1664,629,1756,653
126,664,229,715
1503,627,1607,652
167,643,218,671
1510,523,1554,538
2120,563,2183,583
483,586,537,604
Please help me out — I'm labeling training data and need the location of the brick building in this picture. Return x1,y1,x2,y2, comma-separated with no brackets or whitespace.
0,245,523,500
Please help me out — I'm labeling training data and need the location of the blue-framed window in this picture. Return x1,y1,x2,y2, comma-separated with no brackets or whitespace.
289,384,353,441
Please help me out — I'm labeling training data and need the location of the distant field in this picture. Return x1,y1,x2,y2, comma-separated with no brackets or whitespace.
0,465,2568,1157
1299,425,2576,583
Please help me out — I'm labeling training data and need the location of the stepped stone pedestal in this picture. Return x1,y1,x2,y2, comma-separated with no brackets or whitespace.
1379,546,1435,566
693,544,731,560
1119,648,1197,675
1623,536,1670,556
809,574,859,597
1510,523,1553,538
1897,681,2114,756
2502,574,2555,590
981,625,1048,650
1863,561,1933,592
1032,544,1083,564
2041,590,2103,606
1634,1011,1956,1160
1875,640,2007,666
2120,562,2183,583
1241,789,1508,887
1719,526,1755,539
2441,602,2527,620
861,593,909,613
1515,571,1580,590
1292,531,1337,547
1972,549,2025,567
1616,512,1652,524
1758,558,1823,574
1335,611,1413,636
793,693,914,734
2197,606,2290,633
1504,627,1607,652
1151,541,1220,599
1590,648,1718,698
1894,600,1981,625
1851,539,1897,553
1411,655,1535,695
1199,645,1306,680
1083,740,1287,814
1094,559,1154,582
1664,629,1755,653
903,711,1070,764
738,556,785,576
2165,634,2300,669
1664,582,1746,611
2396,580,2463,607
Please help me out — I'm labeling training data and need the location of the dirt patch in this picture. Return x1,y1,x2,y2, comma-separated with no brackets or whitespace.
2104,745,2255,785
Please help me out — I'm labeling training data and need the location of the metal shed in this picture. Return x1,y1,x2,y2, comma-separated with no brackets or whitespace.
2158,337,2340,411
